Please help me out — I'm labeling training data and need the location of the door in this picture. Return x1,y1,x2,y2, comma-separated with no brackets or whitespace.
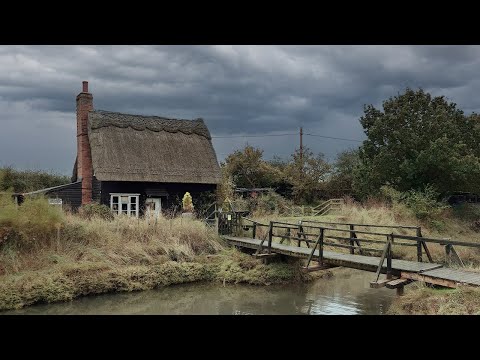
145,198,161,218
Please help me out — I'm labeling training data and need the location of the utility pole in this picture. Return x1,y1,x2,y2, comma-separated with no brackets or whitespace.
299,127,303,172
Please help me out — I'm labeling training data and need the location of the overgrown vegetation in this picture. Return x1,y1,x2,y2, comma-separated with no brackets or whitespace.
388,285,480,315
0,166,69,193
0,196,306,310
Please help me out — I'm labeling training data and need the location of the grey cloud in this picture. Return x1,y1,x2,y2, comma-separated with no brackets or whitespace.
1,45,480,174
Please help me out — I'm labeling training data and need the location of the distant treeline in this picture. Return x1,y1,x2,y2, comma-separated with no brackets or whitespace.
0,166,70,193
220,88,480,205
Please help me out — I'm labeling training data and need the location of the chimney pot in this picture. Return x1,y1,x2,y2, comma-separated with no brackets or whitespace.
82,81,88,93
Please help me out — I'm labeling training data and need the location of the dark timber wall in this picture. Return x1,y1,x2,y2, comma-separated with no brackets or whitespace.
44,182,82,210
100,181,217,215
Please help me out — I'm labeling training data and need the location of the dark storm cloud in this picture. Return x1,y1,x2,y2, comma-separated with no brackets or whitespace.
1,45,480,174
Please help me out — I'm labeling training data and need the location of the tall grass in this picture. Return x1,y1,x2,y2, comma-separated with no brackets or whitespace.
0,197,223,275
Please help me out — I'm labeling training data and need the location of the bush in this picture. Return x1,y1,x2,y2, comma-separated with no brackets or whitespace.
380,185,449,221
402,185,449,220
0,195,64,248
78,203,114,221
182,192,194,212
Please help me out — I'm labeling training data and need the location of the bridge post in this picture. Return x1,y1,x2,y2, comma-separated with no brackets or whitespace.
349,224,355,254
386,234,393,279
268,221,273,254
319,228,324,265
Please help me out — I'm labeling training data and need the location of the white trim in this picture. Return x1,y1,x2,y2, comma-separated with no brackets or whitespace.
110,193,139,218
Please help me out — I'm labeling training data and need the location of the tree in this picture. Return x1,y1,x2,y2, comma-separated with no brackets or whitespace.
353,88,480,199
325,149,360,198
222,145,281,189
283,147,331,204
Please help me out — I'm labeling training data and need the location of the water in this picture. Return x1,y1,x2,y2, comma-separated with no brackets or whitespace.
2,269,396,315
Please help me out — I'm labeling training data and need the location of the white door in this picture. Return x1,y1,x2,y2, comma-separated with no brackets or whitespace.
145,198,161,218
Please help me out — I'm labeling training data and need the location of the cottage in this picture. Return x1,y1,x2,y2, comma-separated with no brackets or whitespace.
26,81,221,217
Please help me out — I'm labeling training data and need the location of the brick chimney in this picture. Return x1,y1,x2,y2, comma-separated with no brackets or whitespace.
76,81,94,205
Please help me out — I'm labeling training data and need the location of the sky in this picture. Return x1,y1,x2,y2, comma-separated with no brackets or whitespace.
1,45,480,175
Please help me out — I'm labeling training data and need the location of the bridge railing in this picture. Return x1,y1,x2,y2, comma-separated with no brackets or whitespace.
239,218,480,269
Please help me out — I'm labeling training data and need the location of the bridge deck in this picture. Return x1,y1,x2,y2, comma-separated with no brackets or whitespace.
224,236,480,287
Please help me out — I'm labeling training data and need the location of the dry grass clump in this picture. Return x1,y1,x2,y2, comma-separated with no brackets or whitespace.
387,283,480,315
0,197,223,275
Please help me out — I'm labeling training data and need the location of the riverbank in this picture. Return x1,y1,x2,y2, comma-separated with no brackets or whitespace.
0,250,330,311
0,198,332,311
387,284,480,315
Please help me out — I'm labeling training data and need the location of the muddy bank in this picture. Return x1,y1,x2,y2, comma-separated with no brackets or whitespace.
0,250,331,311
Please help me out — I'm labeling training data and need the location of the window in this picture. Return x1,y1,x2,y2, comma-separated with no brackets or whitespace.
110,193,139,218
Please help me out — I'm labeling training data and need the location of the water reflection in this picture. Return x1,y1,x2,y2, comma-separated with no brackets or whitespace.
2,268,397,315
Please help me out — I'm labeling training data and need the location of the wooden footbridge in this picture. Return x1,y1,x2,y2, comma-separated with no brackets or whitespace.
220,217,480,294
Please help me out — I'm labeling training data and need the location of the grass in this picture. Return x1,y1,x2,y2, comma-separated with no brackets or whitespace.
249,198,480,265
0,197,311,311
387,283,480,315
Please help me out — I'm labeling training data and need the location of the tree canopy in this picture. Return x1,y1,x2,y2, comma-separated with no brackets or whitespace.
353,88,480,198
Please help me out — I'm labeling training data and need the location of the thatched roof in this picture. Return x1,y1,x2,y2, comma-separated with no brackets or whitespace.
87,110,221,184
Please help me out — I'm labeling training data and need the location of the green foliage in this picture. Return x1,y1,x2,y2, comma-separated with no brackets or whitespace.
326,149,360,198
354,88,480,199
283,147,331,204
0,195,64,249
402,186,449,220
222,145,283,189
380,185,449,221
252,191,293,215
182,192,194,212
452,203,480,223
0,166,70,193
78,203,114,221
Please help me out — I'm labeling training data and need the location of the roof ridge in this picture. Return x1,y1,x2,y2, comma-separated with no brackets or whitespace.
92,109,204,123
89,110,211,139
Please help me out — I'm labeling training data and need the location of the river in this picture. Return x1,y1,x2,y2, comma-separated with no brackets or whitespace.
2,268,397,315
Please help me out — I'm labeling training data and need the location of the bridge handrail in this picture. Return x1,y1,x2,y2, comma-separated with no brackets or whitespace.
300,219,419,230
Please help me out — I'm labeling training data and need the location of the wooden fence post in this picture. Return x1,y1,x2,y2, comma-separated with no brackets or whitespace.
319,228,324,265
349,224,355,255
417,227,433,263
268,221,273,254
252,222,257,239
386,234,393,279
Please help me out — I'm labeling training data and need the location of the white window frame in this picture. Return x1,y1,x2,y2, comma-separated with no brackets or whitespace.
110,193,140,218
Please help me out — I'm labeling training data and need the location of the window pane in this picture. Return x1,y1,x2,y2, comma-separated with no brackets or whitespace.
112,204,118,211
122,203,128,211
112,196,119,204
121,196,129,203
130,211,136,216
131,204,136,211
122,210,128,215
130,196,137,204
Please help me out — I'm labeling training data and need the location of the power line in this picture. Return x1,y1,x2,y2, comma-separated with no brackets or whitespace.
305,133,363,142
211,133,297,138
211,132,363,142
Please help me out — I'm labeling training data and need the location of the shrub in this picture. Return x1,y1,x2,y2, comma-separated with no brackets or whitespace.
0,195,64,248
182,192,194,212
78,203,114,221
402,185,449,220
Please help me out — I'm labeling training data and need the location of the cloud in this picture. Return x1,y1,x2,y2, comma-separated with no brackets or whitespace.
1,45,480,174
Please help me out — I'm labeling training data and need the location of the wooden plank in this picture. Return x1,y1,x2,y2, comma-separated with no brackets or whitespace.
301,264,336,272
222,236,443,273
370,278,395,288
400,271,459,288
386,278,411,289
253,253,277,258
